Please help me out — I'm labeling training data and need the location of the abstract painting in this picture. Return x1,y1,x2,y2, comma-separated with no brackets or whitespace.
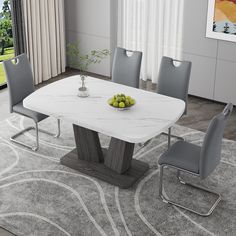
206,0,236,42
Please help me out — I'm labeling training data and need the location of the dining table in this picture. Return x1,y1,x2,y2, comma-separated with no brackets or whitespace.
23,76,185,188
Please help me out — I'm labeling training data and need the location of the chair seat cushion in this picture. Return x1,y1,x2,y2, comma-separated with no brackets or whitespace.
158,141,201,174
13,102,48,123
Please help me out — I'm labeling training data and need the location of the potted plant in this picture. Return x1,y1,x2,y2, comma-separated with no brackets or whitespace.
67,41,110,97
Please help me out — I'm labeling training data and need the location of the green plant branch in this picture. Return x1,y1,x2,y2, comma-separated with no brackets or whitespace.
67,41,110,74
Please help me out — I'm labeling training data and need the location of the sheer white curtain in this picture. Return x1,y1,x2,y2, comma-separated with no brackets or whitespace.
117,0,184,83
22,0,66,85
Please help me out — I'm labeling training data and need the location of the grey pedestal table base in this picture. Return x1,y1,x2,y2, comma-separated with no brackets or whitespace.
60,124,149,189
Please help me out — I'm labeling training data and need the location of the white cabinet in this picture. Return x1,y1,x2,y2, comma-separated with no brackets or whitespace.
181,0,236,105
214,60,236,105
183,53,216,100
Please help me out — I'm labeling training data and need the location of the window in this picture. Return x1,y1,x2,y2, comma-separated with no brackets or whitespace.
0,0,14,88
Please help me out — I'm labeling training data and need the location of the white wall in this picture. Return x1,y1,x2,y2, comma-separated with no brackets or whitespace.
64,0,111,76
182,0,236,104
65,0,236,104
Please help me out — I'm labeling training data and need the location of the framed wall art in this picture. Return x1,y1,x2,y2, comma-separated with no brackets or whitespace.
206,0,236,42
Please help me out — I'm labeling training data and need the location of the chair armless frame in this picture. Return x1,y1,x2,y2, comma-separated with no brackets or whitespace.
3,54,60,151
112,47,142,88
157,57,192,148
158,103,233,216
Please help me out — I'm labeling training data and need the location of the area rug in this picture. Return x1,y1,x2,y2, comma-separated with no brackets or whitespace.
0,114,235,236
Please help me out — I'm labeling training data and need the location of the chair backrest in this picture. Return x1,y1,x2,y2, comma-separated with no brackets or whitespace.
157,56,192,114
112,47,142,88
3,54,35,113
199,103,233,179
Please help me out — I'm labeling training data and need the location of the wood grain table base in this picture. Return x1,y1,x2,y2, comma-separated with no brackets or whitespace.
60,124,149,189
60,149,149,189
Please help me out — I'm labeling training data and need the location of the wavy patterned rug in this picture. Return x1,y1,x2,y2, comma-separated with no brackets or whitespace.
0,115,235,236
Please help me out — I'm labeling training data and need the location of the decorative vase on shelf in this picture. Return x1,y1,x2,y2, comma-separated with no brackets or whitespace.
78,75,89,98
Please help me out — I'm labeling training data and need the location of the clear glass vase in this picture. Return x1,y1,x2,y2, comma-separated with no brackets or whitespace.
78,75,89,97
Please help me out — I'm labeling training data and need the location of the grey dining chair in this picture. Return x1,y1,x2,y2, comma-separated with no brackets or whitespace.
158,103,233,216
3,54,60,151
112,47,142,88
157,56,192,148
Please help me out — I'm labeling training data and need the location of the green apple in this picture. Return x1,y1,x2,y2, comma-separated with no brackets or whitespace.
119,102,125,108
113,101,119,107
130,99,135,105
125,100,130,106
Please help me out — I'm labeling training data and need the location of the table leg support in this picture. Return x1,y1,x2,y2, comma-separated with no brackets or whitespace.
73,124,103,163
60,125,149,188
105,138,134,174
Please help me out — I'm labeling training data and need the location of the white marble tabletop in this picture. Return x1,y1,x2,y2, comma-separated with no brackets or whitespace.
23,76,185,143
